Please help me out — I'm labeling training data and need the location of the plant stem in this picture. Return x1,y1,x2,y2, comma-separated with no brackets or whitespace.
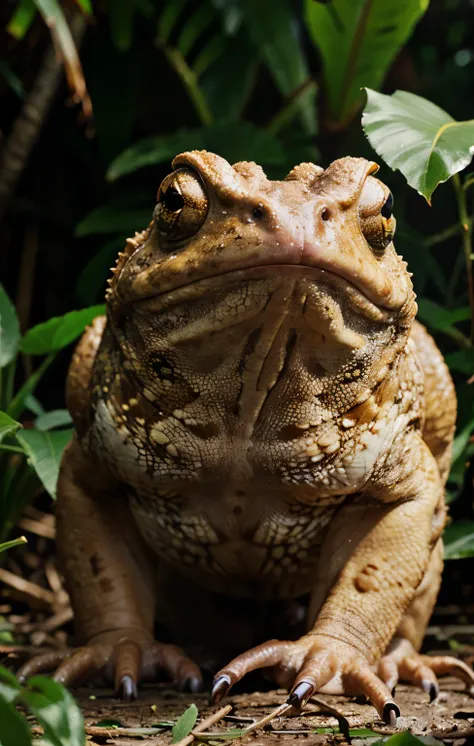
0,444,24,454
424,216,473,248
7,352,55,420
447,251,466,307
267,79,317,135
463,174,474,192
453,174,474,344
160,45,213,127
0,536,27,553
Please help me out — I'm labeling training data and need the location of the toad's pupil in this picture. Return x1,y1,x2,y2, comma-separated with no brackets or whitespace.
162,187,185,213
381,192,394,219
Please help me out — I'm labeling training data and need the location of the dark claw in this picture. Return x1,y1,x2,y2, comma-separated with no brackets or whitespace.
287,681,315,709
421,678,439,702
212,674,231,703
182,675,203,694
382,702,400,728
119,674,138,701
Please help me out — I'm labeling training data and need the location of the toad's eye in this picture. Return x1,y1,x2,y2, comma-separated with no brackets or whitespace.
359,177,396,254
155,168,208,243
381,192,394,219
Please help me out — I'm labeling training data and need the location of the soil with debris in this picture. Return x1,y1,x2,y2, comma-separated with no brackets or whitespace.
2,504,474,744
61,683,474,745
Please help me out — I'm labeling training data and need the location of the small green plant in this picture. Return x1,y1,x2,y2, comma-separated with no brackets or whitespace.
0,283,103,544
0,665,85,746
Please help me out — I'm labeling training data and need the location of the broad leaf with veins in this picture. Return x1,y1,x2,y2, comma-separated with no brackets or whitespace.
362,89,474,201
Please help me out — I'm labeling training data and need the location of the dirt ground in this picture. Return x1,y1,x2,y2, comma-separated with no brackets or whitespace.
74,681,474,745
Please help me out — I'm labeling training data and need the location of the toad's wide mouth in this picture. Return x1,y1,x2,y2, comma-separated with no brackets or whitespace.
134,263,400,323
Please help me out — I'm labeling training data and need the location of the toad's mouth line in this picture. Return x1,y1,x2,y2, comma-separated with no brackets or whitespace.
133,263,399,320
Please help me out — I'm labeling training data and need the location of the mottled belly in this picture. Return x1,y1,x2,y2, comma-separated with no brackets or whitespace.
129,488,345,599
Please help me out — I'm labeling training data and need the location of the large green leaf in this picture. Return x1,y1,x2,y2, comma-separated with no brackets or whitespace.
20,306,105,355
22,677,85,746
306,0,429,125
444,521,474,559
362,89,474,201
15,428,73,498
107,122,286,181
0,411,21,444
239,0,316,134
0,284,20,368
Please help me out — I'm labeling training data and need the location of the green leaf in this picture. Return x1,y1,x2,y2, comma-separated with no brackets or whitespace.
20,306,105,355
107,129,205,181
451,418,474,464
444,521,474,559
202,121,286,166
240,0,316,134
6,0,36,40
75,207,151,237
158,0,187,44
0,62,25,98
306,0,429,125
0,284,21,368
75,0,92,13
76,239,123,305
24,394,45,417
445,348,474,375
0,665,22,694
0,697,32,746
8,354,55,421
35,410,73,431
22,676,85,746
109,0,135,52
416,298,471,331
15,428,73,498
107,122,286,182
381,734,440,746
362,88,474,201
0,411,21,444
348,728,382,737
172,704,198,744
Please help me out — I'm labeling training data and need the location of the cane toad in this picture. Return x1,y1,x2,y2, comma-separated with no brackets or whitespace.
20,152,474,723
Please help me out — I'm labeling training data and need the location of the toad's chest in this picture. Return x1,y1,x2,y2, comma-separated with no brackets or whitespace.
128,479,346,597
88,397,357,596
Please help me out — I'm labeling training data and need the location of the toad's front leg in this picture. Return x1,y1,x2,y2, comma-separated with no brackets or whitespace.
212,437,472,723
18,438,202,698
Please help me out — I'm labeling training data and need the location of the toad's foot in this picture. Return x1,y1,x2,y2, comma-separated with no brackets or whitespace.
17,628,202,700
212,634,400,726
378,637,474,700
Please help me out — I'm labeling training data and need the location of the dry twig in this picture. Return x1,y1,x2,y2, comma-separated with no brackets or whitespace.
0,568,54,606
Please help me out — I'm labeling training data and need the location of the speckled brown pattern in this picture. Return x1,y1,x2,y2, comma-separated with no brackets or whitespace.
18,153,473,723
